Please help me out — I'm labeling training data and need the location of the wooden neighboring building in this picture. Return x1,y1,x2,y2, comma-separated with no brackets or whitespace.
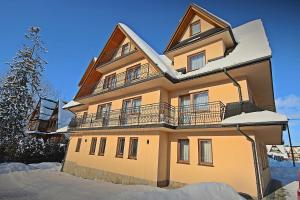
27,98,74,142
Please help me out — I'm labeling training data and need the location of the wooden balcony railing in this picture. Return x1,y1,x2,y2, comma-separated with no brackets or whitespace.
77,63,162,99
69,101,226,130
99,42,137,66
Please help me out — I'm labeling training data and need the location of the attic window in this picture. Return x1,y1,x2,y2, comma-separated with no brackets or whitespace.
190,20,201,36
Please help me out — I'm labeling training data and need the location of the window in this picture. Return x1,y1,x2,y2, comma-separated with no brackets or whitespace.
193,91,209,111
96,103,111,127
199,139,213,165
188,52,205,71
75,138,82,152
178,139,189,164
98,137,107,156
82,112,88,123
190,20,201,36
89,137,97,155
125,65,141,83
128,137,138,159
179,95,191,125
122,43,130,55
116,137,125,157
122,98,141,114
103,74,116,90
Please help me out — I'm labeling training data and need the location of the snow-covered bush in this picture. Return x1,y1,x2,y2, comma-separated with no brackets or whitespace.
0,136,66,163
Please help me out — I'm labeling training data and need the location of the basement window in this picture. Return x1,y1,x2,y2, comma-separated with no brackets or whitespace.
98,137,107,156
75,138,82,152
128,137,138,159
116,137,125,158
89,137,97,155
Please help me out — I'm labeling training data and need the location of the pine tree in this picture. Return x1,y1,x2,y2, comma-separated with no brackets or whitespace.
0,27,47,160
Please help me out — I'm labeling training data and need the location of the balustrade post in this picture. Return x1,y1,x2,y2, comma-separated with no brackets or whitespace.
90,114,93,127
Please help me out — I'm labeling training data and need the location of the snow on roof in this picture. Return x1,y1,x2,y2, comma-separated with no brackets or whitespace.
221,111,288,126
119,23,178,79
39,99,58,120
55,126,69,133
176,19,272,79
62,100,82,109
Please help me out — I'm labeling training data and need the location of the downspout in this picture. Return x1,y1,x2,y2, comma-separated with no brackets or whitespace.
287,123,296,167
223,68,243,111
236,125,263,199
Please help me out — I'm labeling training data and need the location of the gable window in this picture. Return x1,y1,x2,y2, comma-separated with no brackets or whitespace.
125,64,141,84
96,103,111,126
116,137,125,158
178,139,189,164
128,137,138,159
89,137,97,155
190,20,201,36
103,74,116,90
75,138,82,152
122,43,130,55
98,137,107,156
199,139,213,166
188,52,205,71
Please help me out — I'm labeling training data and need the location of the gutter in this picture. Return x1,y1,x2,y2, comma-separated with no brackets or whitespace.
223,68,243,104
236,125,263,199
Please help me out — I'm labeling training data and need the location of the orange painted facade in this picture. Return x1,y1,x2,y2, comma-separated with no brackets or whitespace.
63,4,283,198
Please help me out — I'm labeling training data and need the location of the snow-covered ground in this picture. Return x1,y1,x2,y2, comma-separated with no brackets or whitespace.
269,158,300,185
0,162,244,200
0,162,61,174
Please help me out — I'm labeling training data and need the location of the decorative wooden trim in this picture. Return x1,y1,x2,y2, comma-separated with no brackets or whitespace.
198,139,213,166
187,51,206,72
189,20,201,36
177,139,190,164
98,137,107,156
128,137,138,160
116,137,125,158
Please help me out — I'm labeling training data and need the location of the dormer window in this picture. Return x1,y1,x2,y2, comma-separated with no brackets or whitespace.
190,20,201,36
188,52,205,71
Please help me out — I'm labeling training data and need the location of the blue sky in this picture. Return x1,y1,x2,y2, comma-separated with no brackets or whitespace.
0,0,299,144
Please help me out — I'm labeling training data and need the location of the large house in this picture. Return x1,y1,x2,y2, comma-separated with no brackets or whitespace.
62,4,288,199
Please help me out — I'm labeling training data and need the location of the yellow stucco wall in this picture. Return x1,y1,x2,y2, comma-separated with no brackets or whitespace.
170,79,250,107
173,40,225,70
169,132,258,197
87,88,161,113
66,131,168,183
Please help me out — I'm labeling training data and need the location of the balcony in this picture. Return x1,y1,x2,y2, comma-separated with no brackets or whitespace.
78,63,163,99
98,42,138,67
69,101,226,130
